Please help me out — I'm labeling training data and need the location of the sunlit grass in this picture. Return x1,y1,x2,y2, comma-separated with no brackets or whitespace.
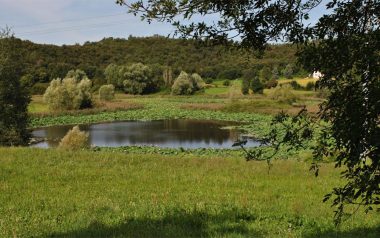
1,148,379,237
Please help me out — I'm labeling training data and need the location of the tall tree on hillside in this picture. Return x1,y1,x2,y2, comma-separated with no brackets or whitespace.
118,0,380,223
0,28,30,146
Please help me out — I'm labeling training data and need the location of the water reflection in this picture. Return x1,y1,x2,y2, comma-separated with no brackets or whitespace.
32,119,259,149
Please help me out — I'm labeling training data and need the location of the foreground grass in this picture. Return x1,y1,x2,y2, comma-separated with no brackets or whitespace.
1,148,379,237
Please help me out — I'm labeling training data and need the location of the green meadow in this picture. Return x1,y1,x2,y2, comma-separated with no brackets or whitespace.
1,148,380,237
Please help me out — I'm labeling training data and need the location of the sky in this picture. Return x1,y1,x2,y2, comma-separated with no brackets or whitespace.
0,0,328,46
0,0,175,45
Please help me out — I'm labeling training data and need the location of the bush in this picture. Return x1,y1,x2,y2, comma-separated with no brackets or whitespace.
305,81,315,91
205,78,213,84
223,79,231,86
241,78,250,95
289,80,304,90
99,84,115,101
171,71,194,95
58,126,89,150
270,84,298,104
191,73,205,90
250,77,264,94
264,79,278,89
43,76,93,111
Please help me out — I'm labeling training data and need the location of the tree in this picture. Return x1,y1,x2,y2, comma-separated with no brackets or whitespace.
259,66,271,82
171,71,194,95
122,63,157,94
191,73,205,91
104,63,123,88
241,78,250,95
250,77,264,94
66,69,88,81
0,29,30,146
283,64,294,79
43,76,92,111
271,67,280,80
99,84,115,101
119,0,380,223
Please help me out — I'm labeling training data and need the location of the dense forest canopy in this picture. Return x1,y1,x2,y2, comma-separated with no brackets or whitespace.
5,35,301,86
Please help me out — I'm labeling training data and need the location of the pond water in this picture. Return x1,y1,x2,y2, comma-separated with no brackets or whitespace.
31,119,259,149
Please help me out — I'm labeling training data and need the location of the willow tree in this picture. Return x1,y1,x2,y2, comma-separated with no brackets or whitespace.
117,0,380,223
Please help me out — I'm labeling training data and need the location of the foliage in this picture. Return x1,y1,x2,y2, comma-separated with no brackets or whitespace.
58,126,89,150
99,84,115,101
289,80,304,90
43,76,93,111
66,69,87,81
122,63,159,94
0,30,30,146
4,36,301,86
171,71,194,95
270,85,298,104
191,73,205,91
259,66,271,82
265,79,278,89
218,68,242,80
104,63,123,88
30,82,49,95
272,67,280,80
283,64,294,79
222,80,230,86
305,82,315,91
241,78,250,95
250,77,264,94
171,71,204,95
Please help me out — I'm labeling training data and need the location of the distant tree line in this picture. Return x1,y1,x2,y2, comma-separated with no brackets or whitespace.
2,36,305,94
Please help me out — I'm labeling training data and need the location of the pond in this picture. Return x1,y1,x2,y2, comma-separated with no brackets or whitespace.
31,119,259,149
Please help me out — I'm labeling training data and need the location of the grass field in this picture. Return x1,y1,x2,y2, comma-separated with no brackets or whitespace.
1,148,379,237
7,81,379,237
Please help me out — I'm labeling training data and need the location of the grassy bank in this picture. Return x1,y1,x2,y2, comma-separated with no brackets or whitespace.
1,148,379,237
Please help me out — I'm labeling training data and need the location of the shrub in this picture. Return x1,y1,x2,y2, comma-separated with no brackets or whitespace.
270,84,298,104
191,73,205,90
99,84,115,101
241,78,250,94
250,77,264,94
205,78,213,84
305,81,315,91
265,79,278,89
223,80,231,86
43,76,93,111
58,126,89,150
289,80,304,90
171,71,194,95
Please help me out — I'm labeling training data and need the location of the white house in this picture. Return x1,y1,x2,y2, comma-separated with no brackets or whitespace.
312,71,323,79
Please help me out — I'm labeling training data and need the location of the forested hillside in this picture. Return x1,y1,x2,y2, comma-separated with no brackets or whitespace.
8,35,302,85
